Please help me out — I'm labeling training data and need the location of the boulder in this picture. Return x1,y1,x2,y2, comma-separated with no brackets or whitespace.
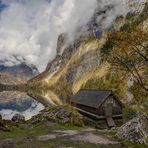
116,114,148,144
12,113,25,123
43,106,84,126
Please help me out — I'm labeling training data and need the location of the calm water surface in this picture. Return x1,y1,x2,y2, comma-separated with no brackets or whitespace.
0,91,45,120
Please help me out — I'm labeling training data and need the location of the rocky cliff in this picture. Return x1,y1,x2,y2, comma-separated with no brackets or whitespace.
29,1,148,108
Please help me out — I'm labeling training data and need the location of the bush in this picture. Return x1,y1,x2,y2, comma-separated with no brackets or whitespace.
100,40,113,57
123,107,138,122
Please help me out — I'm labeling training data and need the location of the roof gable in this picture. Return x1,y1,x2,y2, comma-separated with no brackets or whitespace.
71,89,113,109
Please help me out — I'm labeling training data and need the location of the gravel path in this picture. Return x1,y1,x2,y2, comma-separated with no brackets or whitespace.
0,129,119,147
69,133,118,144
35,129,118,144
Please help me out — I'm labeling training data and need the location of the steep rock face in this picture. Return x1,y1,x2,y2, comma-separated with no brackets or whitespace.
29,35,86,82
116,114,148,144
56,33,68,55
30,2,147,102
65,43,103,92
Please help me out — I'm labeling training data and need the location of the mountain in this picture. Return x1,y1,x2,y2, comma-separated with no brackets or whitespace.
0,62,38,85
0,63,38,77
29,1,148,111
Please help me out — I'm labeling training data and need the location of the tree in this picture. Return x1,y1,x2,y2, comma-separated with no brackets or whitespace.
108,25,148,92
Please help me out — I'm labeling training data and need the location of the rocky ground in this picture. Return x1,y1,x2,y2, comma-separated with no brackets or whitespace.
0,107,147,148
0,121,147,148
0,122,132,148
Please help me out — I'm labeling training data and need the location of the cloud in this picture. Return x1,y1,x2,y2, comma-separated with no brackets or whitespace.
0,0,97,71
96,0,146,29
0,0,146,72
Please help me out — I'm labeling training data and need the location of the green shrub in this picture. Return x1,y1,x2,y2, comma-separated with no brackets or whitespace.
126,12,136,20
82,70,126,98
123,107,138,122
69,109,84,126
100,40,113,57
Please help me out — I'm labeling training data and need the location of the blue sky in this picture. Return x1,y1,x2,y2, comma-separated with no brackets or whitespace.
0,0,7,12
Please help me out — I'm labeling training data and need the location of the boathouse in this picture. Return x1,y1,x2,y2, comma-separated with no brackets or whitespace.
71,89,123,127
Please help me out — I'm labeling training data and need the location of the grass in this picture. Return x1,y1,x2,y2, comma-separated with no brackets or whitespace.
94,129,117,137
16,139,120,148
0,122,84,140
0,122,105,148
120,140,148,148
50,123,84,131
0,124,50,140
1,121,148,148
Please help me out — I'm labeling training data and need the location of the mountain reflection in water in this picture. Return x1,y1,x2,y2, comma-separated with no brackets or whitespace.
0,91,45,120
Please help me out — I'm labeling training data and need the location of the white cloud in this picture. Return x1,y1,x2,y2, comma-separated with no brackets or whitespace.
0,0,97,71
0,0,146,72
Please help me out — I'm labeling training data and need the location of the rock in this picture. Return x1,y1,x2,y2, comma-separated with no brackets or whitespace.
36,134,56,141
0,114,2,120
116,114,148,144
12,113,25,123
57,33,68,55
54,130,79,136
46,107,71,124
28,106,84,126
44,106,84,126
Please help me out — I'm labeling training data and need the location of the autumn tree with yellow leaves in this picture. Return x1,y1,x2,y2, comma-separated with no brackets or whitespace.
108,25,148,93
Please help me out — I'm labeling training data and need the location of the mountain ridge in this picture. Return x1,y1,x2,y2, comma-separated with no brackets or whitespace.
29,2,148,110
0,62,38,85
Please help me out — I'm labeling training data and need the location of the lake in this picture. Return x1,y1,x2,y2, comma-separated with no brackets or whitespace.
0,91,45,120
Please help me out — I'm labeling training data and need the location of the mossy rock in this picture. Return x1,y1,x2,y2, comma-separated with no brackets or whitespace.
116,114,148,144
43,105,84,126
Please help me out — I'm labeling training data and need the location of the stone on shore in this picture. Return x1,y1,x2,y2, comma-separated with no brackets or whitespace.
12,113,25,123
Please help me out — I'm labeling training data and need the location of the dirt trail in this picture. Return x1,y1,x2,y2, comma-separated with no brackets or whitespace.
0,128,120,147
36,129,118,144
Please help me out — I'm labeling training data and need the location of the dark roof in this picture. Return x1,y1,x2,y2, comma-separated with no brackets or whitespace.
71,89,114,109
